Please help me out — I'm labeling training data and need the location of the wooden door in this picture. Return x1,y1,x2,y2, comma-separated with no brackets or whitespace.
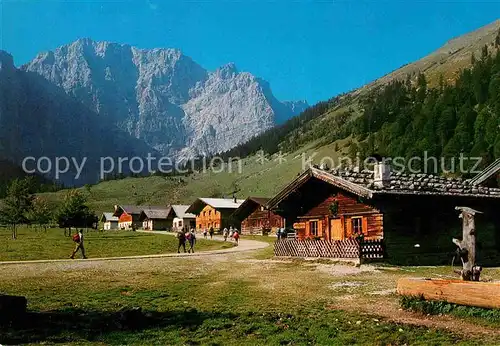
330,219,343,240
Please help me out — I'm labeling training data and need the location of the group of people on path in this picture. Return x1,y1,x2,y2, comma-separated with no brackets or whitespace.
176,229,197,253
222,226,240,243
202,227,215,239
200,226,240,243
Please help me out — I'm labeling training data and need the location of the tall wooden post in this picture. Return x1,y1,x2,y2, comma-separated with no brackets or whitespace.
452,207,482,281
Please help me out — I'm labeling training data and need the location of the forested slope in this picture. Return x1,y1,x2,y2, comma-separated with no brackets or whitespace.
221,22,500,171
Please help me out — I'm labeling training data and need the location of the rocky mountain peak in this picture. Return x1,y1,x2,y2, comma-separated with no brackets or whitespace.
23,39,309,158
215,62,238,79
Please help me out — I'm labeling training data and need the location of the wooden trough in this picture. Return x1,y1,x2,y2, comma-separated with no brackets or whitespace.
397,278,500,310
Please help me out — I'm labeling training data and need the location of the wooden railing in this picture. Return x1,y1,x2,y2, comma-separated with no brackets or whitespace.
274,238,384,259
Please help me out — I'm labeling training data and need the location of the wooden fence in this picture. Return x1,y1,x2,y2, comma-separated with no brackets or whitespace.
274,238,384,260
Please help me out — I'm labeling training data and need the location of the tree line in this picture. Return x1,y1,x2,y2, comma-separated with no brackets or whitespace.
0,177,97,239
0,160,65,198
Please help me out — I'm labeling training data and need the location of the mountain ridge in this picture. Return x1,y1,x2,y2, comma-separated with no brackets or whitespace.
0,50,159,185
23,39,308,158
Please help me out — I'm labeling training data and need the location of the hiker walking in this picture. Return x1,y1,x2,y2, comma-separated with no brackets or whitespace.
203,228,208,239
177,230,186,253
209,227,214,239
229,226,234,240
188,228,196,253
223,228,228,241
70,229,87,259
233,229,240,244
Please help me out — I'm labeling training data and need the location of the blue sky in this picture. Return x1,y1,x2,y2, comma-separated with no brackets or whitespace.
1,0,498,103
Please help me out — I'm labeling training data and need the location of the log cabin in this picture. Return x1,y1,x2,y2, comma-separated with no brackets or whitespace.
186,198,244,231
100,212,119,230
171,205,197,231
267,163,500,265
231,197,284,235
139,206,173,231
113,205,170,230
113,205,144,230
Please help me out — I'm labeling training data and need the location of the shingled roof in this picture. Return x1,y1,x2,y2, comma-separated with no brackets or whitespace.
113,205,170,218
186,198,245,215
171,205,196,219
231,197,271,221
100,212,119,223
140,206,172,220
469,158,500,186
268,166,500,209
330,167,500,197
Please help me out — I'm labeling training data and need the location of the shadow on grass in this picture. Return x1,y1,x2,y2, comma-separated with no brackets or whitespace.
0,307,238,344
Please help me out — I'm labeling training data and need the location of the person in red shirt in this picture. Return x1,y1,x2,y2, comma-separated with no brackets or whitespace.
70,229,87,259
233,229,240,244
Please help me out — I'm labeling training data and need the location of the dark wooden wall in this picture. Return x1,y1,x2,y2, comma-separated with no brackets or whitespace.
376,194,500,266
241,206,283,234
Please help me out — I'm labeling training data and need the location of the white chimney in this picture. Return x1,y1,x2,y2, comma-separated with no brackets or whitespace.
373,160,391,188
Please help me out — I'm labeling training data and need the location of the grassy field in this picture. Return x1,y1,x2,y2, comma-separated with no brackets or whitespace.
1,244,499,345
39,140,347,214
0,228,235,261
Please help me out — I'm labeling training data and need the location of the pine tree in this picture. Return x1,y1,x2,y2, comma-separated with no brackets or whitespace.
27,197,52,232
55,190,97,237
348,142,360,163
416,73,427,102
0,178,34,239
481,45,489,60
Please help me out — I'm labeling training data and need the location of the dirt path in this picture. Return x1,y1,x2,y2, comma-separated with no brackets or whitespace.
0,232,269,266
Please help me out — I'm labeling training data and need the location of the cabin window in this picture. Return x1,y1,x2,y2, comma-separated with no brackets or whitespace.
209,210,212,216
199,224,201,229
178,220,183,227
309,221,318,236
352,217,363,234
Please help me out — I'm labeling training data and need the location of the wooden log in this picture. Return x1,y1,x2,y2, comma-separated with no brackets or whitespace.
397,278,500,309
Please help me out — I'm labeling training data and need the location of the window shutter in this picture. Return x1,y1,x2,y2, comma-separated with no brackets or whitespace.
346,218,352,238
362,217,368,236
